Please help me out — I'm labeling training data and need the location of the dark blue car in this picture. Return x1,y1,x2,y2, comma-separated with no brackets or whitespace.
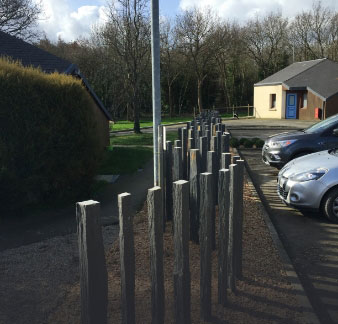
262,114,338,169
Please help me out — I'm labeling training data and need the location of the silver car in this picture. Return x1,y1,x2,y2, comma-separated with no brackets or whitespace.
277,148,338,223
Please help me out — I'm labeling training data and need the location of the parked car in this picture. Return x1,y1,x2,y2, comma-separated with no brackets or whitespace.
262,114,338,169
277,149,338,222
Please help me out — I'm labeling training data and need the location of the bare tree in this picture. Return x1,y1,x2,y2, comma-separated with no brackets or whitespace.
328,12,338,60
244,12,289,79
290,1,335,60
175,7,218,112
160,18,181,117
212,22,245,106
102,0,151,133
0,0,42,39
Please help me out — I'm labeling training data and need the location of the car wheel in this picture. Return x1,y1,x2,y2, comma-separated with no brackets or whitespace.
322,187,338,223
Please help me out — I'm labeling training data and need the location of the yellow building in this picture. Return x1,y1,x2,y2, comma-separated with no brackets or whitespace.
254,58,338,120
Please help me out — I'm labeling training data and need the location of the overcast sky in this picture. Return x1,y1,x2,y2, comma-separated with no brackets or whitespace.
36,0,337,42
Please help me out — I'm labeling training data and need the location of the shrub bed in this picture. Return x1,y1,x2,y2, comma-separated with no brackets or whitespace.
0,58,101,211
230,137,265,149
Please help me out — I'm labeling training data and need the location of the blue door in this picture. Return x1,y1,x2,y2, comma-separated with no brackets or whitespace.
286,93,297,119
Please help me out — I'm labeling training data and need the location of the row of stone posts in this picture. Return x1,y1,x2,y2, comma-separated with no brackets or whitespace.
75,115,245,324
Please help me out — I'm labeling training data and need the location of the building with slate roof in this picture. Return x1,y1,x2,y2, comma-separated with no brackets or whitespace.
254,58,338,120
0,30,111,146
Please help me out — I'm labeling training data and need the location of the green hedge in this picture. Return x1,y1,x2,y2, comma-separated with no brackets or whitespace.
0,58,101,211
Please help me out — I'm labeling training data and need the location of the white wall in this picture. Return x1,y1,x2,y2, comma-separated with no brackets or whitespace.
254,84,284,119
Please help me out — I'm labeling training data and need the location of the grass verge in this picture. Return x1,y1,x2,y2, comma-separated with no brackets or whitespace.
110,116,192,131
110,131,178,146
98,146,153,175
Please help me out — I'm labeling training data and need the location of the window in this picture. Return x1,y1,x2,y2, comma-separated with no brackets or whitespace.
302,93,307,108
270,94,276,109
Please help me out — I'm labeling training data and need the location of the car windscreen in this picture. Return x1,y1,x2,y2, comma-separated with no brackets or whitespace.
304,114,338,134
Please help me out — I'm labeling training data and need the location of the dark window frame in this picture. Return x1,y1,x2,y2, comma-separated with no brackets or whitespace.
270,93,276,109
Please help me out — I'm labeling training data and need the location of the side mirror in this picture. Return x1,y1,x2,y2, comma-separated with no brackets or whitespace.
333,128,338,136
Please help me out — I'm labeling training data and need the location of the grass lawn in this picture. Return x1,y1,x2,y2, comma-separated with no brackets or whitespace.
100,131,178,175
98,146,153,175
111,116,192,131
111,115,255,131
110,131,178,146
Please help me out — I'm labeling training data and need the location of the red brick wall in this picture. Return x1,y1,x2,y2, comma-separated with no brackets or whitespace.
299,91,323,120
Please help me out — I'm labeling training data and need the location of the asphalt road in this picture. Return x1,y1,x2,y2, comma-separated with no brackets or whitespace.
229,125,338,324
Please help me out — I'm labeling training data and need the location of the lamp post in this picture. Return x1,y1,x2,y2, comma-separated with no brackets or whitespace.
151,0,161,186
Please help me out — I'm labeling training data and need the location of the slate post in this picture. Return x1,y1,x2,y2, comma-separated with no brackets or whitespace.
199,173,213,321
221,153,232,170
228,164,239,292
173,147,183,182
173,180,191,324
235,159,244,279
199,136,207,173
165,141,173,221
189,149,200,243
76,200,108,324
118,193,135,324
181,128,188,180
147,187,165,324
207,151,217,250
217,170,230,306
221,133,230,153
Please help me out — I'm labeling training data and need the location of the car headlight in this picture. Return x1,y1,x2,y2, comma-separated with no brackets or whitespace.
270,139,298,148
289,168,327,182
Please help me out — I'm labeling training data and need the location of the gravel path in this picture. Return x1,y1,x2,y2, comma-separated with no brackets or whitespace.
0,226,118,324
0,172,312,323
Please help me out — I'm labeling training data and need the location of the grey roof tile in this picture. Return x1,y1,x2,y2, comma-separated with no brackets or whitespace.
0,30,111,120
255,58,338,100
285,59,338,100
255,58,325,85
0,31,72,73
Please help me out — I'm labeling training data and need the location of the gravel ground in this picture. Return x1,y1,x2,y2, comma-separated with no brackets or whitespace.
0,175,307,323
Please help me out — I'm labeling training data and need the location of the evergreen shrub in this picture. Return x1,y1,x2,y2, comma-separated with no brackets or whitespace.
230,137,239,148
255,139,265,148
243,139,253,148
0,58,101,211
239,137,247,145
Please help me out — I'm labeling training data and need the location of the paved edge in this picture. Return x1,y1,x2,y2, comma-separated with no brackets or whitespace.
235,148,320,324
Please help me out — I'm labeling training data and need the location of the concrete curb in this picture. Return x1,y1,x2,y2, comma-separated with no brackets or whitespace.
235,148,320,324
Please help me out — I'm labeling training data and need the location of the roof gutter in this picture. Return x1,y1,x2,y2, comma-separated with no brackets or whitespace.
65,63,78,74
77,72,112,120
64,63,112,121
64,63,113,120
264,81,328,102
254,81,282,87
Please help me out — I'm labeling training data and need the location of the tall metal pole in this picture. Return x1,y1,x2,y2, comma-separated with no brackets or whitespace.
151,0,161,186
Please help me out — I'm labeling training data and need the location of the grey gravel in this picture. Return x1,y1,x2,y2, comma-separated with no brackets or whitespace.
0,225,118,324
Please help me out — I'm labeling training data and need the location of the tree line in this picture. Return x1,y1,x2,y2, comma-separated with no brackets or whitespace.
1,0,338,132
